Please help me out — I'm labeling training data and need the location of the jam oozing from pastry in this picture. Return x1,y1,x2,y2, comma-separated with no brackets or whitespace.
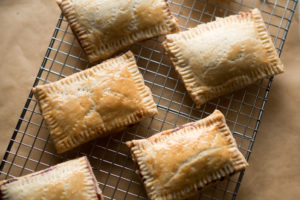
85,160,103,200
0,179,17,186
171,122,199,133
30,166,56,178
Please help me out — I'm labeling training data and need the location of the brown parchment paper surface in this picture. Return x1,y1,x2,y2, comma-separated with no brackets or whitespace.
0,0,58,158
0,1,300,200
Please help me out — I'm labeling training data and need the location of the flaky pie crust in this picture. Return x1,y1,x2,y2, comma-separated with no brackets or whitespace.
163,9,284,108
33,51,158,153
0,157,103,200
126,110,248,200
56,0,179,62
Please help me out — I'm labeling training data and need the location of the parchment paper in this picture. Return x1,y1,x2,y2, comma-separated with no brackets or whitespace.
0,1,299,199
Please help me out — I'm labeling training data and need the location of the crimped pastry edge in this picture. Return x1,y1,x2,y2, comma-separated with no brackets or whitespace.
0,156,104,200
126,110,248,200
57,0,179,62
33,51,158,153
163,8,284,108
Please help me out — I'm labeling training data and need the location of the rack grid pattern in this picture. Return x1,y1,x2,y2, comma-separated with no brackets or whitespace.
0,0,297,199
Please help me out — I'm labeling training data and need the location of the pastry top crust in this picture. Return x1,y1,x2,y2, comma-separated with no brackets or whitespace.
0,157,103,200
33,51,157,153
127,110,248,200
56,0,179,62
163,9,284,108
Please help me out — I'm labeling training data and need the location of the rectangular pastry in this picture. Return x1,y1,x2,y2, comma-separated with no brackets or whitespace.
163,8,284,108
126,110,248,200
57,0,179,62
0,156,103,200
33,51,158,153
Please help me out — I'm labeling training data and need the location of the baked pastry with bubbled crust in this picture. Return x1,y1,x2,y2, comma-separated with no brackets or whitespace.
126,110,248,200
0,156,103,200
57,0,179,62
33,51,157,153
163,8,284,108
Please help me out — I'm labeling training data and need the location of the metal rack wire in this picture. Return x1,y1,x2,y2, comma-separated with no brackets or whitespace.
0,0,297,199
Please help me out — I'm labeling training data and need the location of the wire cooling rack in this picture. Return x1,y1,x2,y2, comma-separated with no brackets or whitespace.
0,0,298,199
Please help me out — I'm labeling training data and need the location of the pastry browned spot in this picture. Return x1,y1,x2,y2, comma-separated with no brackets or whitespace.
126,110,248,200
33,51,158,153
163,8,284,108
56,0,179,62
0,157,103,200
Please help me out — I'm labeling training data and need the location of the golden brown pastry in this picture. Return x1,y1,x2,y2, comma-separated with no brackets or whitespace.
126,110,248,200
0,157,103,200
56,0,179,62
33,51,158,153
163,8,284,108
